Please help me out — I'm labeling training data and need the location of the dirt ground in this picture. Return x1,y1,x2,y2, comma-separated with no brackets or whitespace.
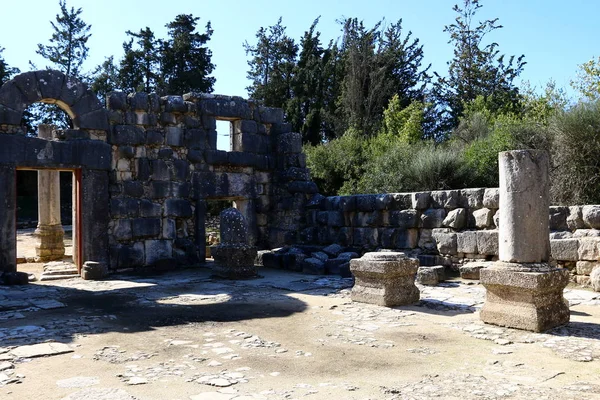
1,260,600,400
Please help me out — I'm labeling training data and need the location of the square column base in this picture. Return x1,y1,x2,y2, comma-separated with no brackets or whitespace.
480,263,570,332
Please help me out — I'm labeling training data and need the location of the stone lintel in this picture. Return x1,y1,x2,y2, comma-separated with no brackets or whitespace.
480,264,570,332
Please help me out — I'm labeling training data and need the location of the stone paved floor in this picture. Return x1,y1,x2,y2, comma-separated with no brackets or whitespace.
1,267,600,399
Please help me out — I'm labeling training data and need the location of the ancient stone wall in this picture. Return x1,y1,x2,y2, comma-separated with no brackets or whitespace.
300,189,600,283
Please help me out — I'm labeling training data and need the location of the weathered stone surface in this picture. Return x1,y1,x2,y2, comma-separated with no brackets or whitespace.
480,263,570,332
498,150,550,263
432,229,457,255
302,257,326,275
323,243,344,257
350,252,420,306
472,208,494,229
411,192,430,210
416,267,439,285
421,208,446,229
483,188,499,209
81,261,108,281
460,262,489,279
583,205,600,229
550,239,579,262
591,267,600,292
430,190,459,209
457,231,478,254
477,230,498,256
443,208,466,229
576,261,599,276
567,206,584,231
577,237,600,261
389,210,418,229
10,342,73,358
211,245,258,279
459,188,484,209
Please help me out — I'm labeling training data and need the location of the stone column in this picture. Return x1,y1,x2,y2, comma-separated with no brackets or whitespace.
35,125,65,262
0,164,16,273
480,150,570,332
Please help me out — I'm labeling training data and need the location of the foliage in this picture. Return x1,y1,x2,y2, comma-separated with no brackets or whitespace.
0,47,19,85
244,18,298,109
380,96,425,143
119,27,160,93
571,56,600,102
160,14,215,94
433,0,525,137
551,100,600,205
35,0,91,78
89,56,119,105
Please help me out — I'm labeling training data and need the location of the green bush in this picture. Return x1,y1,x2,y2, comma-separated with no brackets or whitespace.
551,100,600,204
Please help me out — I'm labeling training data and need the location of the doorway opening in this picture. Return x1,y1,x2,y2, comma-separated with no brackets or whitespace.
204,197,249,258
16,167,82,281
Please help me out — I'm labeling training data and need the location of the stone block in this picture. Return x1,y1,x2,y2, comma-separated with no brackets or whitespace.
389,210,418,229
432,229,457,255
443,208,466,229
577,237,600,261
550,239,579,262
146,130,164,145
459,188,484,209
480,263,570,332
477,230,498,256
472,208,494,229
350,252,420,306
567,206,584,231
109,125,144,145
302,257,326,275
457,231,478,254
416,267,439,285
145,240,173,266
582,205,600,229
211,244,258,279
81,261,108,281
123,181,144,198
112,219,132,241
259,106,284,123
110,198,139,218
325,259,351,277
549,206,569,231
576,261,599,276
395,229,418,249
411,192,430,210
353,228,379,249
483,188,500,209
355,195,377,212
390,193,412,210
323,243,344,257
592,267,600,292
132,218,161,238
459,261,490,279
421,208,446,229
165,199,193,218
430,190,459,209
166,127,184,146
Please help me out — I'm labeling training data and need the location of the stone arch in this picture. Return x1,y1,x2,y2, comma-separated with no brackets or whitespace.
0,70,108,131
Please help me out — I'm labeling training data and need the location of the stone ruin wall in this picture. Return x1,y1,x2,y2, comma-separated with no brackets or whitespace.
299,189,600,284
0,70,315,273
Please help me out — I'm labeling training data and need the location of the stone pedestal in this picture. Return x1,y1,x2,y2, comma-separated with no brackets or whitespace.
480,150,569,332
350,252,420,307
211,208,258,279
34,124,65,262
480,263,570,332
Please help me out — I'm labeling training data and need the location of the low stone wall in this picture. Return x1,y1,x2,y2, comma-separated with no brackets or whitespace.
300,189,600,283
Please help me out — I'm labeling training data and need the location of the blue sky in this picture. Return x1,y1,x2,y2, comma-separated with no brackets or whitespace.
1,0,599,99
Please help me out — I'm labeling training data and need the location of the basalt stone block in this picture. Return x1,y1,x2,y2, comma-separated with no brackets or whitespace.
412,192,431,210
459,261,490,279
327,211,345,227
165,199,193,218
0,104,22,125
145,240,173,266
123,181,144,198
184,128,207,148
157,148,173,159
353,228,379,249
325,258,352,277
287,181,318,194
110,125,144,145
113,219,132,241
421,208,446,229
549,206,569,231
146,130,164,145
339,196,357,212
431,190,459,209
389,210,418,229
483,188,500,209
323,243,344,257
204,149,228,165
77,109,109,131
163,95,186,113
459,188,484,209
443,208,466,229
36,70,66,100
550,239,579,262
582,205,600,229
0,271,29,285
432,230,457,255
457,231,478,254
139,200,161,218
480,263,570,332
259,106,284,124
375,194,393,210
477,230,498,256
119,242,145,268
567,206,584,231
128,92,148,111
166,127,184,146
356,195,377,212
110,198,140,218
132,218,161,238
396,229,418,249
350,252,420,307
81,261,108,281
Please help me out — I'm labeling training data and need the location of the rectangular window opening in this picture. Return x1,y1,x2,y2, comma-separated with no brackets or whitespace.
215,120,233,152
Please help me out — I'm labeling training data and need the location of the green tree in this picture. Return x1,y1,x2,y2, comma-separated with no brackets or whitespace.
160,14,215,94
0,47,19,85
35,0,91,78
380,95,425,143
119,27,160,93
244,18,298,108
433,0,525,137
89,56,120,104
338,18,429,136
571,56,600,102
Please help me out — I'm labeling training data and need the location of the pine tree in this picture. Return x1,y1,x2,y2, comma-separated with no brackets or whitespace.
119,27,160,93
0,47,19,85
160,14,215,95
35,0,91,78
89,56,120,105
244,18,298,108
433,0,525,137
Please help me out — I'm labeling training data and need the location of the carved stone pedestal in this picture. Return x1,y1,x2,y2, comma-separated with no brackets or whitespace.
480,262,570,332
211,244,258,279
350,252,420,307
34,224,65,262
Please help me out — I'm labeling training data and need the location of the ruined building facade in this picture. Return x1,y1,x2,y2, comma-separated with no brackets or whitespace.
0,70,315,273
